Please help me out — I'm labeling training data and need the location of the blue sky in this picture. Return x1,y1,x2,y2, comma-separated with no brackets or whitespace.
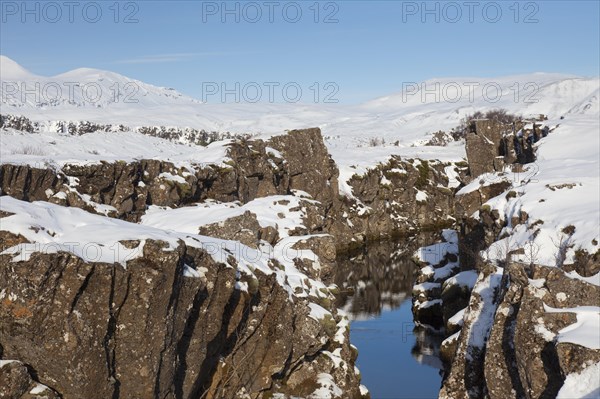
1,0,599,103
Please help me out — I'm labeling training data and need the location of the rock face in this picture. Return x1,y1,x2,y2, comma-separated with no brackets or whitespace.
0,235,363,398
438,263,600,399
464,119,530,179
0,127,379,398
328,157,456,251
0,128,457,253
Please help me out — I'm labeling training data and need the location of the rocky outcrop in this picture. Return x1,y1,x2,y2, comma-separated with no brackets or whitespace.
438,262,600,399
0,114,249,146
0,127,377,398
328,157,456,251
0,233,363,398
465,119,508,178
0,128,458,254
464,119,533,179
0,360,60,399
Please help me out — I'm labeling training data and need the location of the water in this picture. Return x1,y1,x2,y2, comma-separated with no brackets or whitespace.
332,238,444,399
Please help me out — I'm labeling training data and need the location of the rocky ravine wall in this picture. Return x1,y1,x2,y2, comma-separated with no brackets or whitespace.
1,125,460,398
0,237,361,399
411,119,600,399
0,125,457,252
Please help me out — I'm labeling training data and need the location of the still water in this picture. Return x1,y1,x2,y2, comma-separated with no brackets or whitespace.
332,238,444,399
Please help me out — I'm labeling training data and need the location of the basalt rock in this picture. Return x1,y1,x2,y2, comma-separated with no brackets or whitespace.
197,210,264,248
329,157,456,251
0,239,364,398
440,262,600,399
0,360,60,399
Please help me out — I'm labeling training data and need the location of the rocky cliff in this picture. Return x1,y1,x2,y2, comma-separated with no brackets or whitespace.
412,117,600,398
3,112,597,398
0,126,371,399
0,122,460,399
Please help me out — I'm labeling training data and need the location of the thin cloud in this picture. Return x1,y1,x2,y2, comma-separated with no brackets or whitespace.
113,52,254,64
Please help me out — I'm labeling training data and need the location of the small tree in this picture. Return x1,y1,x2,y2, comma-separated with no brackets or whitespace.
551,232,573,268
523,240,542,267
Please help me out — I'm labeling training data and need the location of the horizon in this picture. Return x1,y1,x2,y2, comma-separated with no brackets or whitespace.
2,54,597,107
1,1,599,104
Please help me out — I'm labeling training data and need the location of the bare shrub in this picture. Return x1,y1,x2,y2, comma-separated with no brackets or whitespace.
551,232,574,268
523,240,542,267
368,137,386,147
11,144,46,156
452,108,521,139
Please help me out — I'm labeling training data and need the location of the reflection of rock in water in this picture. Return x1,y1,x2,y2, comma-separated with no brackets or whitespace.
331,239,418,318
331,235,446,372
411,325,445,370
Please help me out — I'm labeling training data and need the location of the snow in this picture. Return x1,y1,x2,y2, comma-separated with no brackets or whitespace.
3,55,597,143
566,271,600,287
0,196,330,300
159,172,187,184
557,361,600,399
442,331,461,347
415,299,442,310
333,311,350,344
448,308,467,327
444,271,479,290
0,359,17,367
456,171,512,196
415,189,428,202
413,282,441,293
359,385,369,396
4,56,598,202
308,303,332,321
183,264,205,279
463,267,504,357
29,383,50,394
417,240,458,267
534,322,556,342
142,195,317,240
0,128,230,169
544,304,600,350
310,373,343,399
444,165,461,189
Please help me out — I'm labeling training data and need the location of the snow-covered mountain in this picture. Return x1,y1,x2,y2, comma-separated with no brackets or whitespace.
0,55,201,111
2,56,598,140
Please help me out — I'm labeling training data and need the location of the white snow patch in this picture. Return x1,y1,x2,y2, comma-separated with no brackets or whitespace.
544,304,600,349
557,361,600,399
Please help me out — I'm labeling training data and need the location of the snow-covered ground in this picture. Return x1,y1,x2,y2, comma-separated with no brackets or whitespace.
2,55,599,175
557,361,600,399
2,55,598,264
0,128,231,169
0,195,330,301
478,114,600,266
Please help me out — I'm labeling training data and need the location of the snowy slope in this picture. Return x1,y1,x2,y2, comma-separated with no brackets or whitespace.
0,127,230,169
3,55,598,189
478,113,600,266
0,55,201,110
2,56,598,141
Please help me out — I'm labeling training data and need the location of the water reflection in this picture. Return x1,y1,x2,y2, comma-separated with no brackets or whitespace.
331,238,444,398
332,239,417,319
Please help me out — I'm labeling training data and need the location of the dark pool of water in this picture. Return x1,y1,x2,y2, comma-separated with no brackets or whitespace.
332,238,444,399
